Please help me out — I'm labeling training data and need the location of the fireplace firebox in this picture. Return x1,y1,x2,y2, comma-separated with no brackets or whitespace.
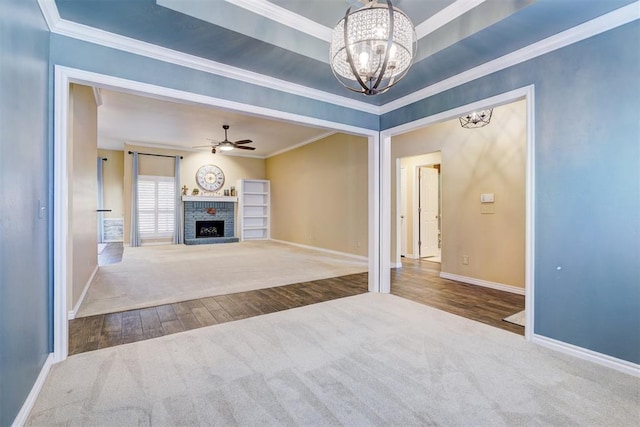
196,220,224,238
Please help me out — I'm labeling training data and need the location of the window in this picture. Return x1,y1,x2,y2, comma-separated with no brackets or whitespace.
138,175,175,239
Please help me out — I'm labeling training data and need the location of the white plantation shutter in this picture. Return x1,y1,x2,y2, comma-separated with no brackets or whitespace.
138,175,175,238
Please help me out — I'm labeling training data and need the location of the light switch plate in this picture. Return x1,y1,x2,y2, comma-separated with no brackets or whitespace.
480,193,495,203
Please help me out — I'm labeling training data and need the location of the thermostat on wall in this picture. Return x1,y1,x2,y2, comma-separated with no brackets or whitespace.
480,193,495,203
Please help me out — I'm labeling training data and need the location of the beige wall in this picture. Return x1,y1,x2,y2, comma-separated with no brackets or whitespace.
69,84,98,309
123,143,266,240
266,133,368,257
98,149,124,219
392,100,526,288
399,152,442,257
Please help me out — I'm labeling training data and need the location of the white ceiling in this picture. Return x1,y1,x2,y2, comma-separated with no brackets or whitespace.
97,89,335,158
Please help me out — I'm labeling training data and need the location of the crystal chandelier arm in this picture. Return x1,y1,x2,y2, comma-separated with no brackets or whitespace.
343,6,370,94
371,0,394,93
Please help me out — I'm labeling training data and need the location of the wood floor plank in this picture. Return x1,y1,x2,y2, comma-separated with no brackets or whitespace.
139,307,162,333
155,304,177,323
161,319,185,335
190,306,218,327
178,313,202,330
103,312,122,333
391,258,525,335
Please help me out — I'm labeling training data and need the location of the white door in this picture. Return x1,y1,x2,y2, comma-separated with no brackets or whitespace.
419,167,439,258
400,166,407,257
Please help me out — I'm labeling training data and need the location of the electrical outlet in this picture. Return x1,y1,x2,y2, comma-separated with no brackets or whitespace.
462,255,469,265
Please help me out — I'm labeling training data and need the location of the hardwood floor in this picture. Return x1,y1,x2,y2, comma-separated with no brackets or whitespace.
70,253,525,355
68,272,368,355
391,257,525,335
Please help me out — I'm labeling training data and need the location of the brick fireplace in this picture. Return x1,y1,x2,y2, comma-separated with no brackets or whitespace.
183,196,239,245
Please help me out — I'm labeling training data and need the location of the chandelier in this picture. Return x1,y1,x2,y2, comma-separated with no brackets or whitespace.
330,0,416,96
459,109,493,128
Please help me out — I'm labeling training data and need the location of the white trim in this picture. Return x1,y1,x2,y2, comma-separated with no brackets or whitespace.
53,66,378,363
182,196,238,202
92,87,103,107
270,239,368,262
53,67,70,363
67,265,98,320
524,85,536,341
381,3,640,114
11,353,54,427
390,262,402,268
440,272,525,295
416,0,486,40
533,334,640,378
369,134,381,293
36,0,58,30
379,134,392,293
394,159,402,265
37,1,638,116
266,131,336,158
224,0,332,42
38,1,379,115
381,85,535,338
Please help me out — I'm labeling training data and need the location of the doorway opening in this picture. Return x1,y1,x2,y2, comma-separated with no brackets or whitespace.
417,163,441,262
386,90,533,338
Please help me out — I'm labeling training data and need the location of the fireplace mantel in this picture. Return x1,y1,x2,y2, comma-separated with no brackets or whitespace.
181,195,238,203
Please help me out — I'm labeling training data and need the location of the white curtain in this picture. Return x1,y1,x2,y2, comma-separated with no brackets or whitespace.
173,156,184,244
97,157,105,243
129,152,141,247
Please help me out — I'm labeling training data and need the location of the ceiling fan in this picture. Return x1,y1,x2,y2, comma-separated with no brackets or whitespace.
193,125,256,154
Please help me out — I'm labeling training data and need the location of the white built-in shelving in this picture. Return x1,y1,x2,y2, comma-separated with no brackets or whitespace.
237,179,270,240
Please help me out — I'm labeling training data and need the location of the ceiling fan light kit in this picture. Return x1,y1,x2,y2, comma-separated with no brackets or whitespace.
330,0,416,96
193,124,256,154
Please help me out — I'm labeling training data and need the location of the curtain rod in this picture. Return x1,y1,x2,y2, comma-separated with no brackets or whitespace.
101,157,107,161
128,151,183,159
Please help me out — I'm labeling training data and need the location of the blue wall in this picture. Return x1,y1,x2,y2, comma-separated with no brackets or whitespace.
382,22,640,364
0,0,52,424
49,35,380,131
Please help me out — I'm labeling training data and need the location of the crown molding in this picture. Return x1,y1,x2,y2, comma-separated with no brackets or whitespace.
381,2,640,114
37,0,60,30
224,0,333,42
38,0,380,116
38,0,639,118
266,131,337,158
416,0,486,39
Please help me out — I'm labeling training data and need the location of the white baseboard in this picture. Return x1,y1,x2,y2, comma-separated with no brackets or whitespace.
533,334,640,377
11,353,54,427
439,271,525,295
68,264,98,320
270,239,368,262
390,262,402,268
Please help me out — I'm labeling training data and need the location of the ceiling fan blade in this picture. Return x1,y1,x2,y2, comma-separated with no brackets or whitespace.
192,144,214,148
235,145,256,150
233,139,253,144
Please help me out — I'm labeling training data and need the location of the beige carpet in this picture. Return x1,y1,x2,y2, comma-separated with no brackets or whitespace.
30,293,639,426
77,240,367,318
504,310,526,327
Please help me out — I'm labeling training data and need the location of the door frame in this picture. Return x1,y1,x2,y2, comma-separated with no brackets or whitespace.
414,163,440,259
383,85,535,341
53,65,380,362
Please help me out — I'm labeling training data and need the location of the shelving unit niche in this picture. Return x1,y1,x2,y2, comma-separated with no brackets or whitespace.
238,179,270,240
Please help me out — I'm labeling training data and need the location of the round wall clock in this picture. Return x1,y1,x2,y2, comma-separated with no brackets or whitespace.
196,164,225,192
